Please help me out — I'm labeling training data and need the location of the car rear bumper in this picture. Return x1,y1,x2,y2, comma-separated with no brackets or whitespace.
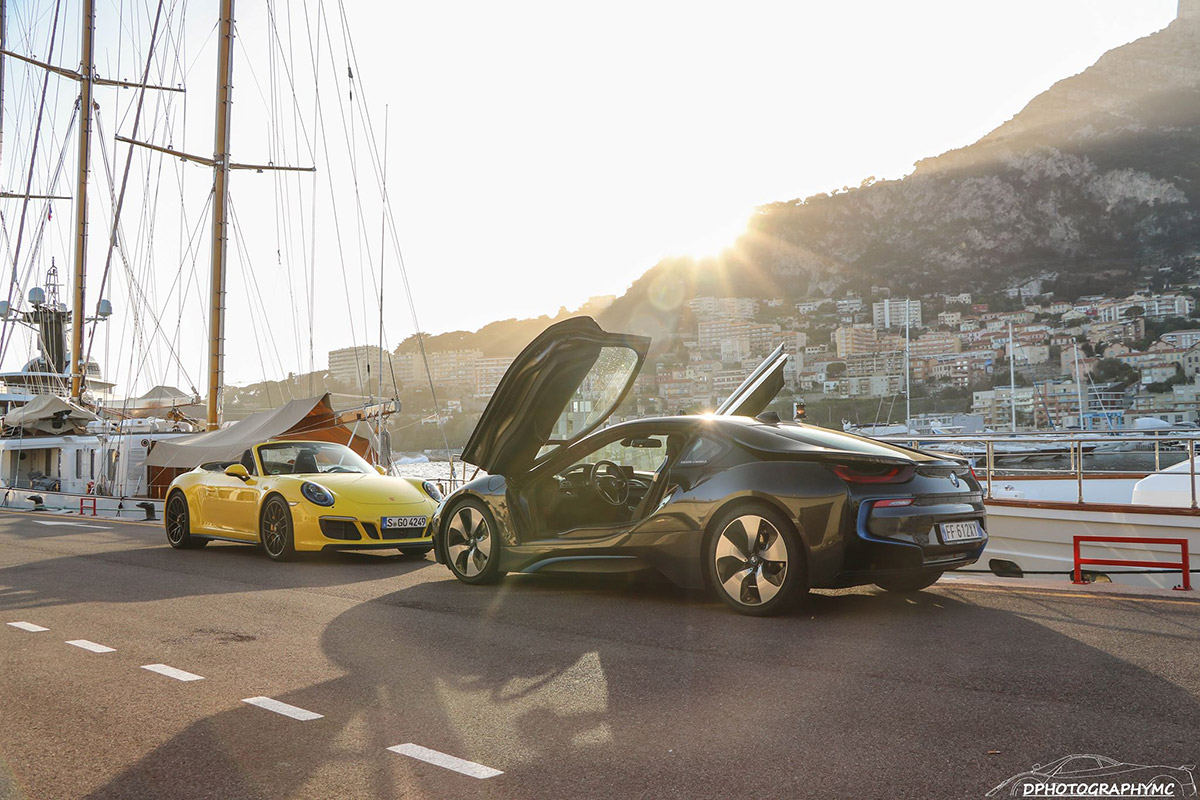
826,498,987,586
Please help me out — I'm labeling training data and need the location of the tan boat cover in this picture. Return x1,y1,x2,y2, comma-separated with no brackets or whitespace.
1,395,98,435
145,393,377,468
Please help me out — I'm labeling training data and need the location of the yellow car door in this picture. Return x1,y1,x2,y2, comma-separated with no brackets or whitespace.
204,471,260,538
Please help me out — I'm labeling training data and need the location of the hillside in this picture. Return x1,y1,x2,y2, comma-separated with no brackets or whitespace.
401,8,1200,355
602,8,1200,332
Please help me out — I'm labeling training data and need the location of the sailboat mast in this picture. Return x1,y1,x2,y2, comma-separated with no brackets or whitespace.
904,299,911,430
70,0,96,403
1009,321,1017,432
207,0,235,430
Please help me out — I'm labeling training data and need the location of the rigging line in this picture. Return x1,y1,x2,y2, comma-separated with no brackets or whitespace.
0,0,63,363
91,108,196,391
226,202,276,408
227,196,293,399
300,0,322,394
82,0,167,392
14,102,78,299
329,0,451,462
306,0,366,401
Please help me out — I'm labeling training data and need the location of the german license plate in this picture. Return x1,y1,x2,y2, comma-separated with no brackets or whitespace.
939,521,982,543
382,515,427,530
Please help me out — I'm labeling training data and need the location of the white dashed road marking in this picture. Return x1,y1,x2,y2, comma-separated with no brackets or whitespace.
242,697,323,721
32,521,112,529
7,621,48,632
387,744,503,779
66,639,115,653
141,664,204,682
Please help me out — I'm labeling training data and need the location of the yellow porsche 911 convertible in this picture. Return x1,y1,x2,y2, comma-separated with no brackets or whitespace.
163,440,440,561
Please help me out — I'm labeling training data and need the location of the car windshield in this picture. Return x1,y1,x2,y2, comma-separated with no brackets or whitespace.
257,442,374,476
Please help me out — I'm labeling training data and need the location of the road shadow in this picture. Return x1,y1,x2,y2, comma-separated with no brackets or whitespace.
0,541,433,612
82,573,1200,799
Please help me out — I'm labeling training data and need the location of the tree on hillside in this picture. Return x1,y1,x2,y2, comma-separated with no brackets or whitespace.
1091,358,1138,385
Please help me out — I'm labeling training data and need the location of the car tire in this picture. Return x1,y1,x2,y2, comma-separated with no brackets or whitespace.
705,502,807,616
874,570,943,593
165,491,207,549
259,495,297,562
397,545,434,557
443,498,504,584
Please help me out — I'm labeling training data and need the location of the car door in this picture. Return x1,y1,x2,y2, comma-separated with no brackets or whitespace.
715,343,788,418
460,316,650,476
202,453,262,538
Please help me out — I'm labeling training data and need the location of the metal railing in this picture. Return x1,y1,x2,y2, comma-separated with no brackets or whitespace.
876,431,1200,507
1073,534,1192,590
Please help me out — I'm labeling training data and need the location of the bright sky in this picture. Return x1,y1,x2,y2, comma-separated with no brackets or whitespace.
0,0,1179,396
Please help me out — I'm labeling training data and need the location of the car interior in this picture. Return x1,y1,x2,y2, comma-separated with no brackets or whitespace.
523,432,686,536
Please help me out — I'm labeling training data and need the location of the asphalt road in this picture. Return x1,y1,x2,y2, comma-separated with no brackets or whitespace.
0,509,1197,800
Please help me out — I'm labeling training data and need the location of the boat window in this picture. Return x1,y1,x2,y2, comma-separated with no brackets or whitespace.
89,449,95,480
75,449,84,479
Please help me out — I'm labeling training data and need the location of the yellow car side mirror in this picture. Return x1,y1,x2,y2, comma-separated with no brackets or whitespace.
225,463,251,481
374,464,387,475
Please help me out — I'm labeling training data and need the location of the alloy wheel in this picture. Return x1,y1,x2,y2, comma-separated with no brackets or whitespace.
713,514,788,607
166,494,187,545
262,500,289,557
446,505,492,578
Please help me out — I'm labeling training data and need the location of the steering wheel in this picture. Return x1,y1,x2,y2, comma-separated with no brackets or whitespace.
590,460,630,506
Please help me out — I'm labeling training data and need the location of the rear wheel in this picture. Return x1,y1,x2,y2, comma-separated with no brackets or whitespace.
260,495,297,562
874,570,943,593
706,503,807,616
444,499,504,584
164,492,207,550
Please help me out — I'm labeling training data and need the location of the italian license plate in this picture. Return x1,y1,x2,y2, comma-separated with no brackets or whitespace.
939,521,982,543
382,515,428,530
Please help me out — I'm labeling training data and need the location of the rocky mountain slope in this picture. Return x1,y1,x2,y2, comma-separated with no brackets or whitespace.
602,7,1200,332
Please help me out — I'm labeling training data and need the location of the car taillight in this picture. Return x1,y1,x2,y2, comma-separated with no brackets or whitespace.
873,498,914,508
833,464,914,484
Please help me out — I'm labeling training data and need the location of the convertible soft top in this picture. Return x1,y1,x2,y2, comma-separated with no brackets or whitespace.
145,394,378,470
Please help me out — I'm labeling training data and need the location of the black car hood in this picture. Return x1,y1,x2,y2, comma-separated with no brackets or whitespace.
460,317,649,475
716,344,788,417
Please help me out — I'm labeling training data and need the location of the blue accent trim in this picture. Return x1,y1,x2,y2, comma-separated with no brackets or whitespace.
521,555,639,573
855,501,924,552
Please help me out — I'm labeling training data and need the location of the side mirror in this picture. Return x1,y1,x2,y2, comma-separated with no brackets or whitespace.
374,464,387,475
224,463,250,481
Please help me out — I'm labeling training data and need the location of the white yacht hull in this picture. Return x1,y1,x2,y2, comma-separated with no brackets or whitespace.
973,491,1199,591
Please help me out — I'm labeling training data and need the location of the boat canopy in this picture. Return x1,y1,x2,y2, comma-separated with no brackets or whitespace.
145,394,378,469
1,395,98,435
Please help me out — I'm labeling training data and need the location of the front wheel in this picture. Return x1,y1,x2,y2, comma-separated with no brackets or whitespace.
443,499,504,584
706,503,807,616
260,495,297,562
165,492,207,550
874,570,943,593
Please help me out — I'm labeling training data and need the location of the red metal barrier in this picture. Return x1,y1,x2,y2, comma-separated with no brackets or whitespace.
79,497,97,517
1073,535,1192,591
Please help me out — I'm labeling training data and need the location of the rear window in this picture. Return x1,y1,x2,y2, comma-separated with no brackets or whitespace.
756,424,936,460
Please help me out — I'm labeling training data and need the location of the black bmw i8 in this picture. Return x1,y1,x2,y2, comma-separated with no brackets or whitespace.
432,316,987,615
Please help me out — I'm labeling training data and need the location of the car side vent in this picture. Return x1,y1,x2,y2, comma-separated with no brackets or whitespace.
319,518,361,541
